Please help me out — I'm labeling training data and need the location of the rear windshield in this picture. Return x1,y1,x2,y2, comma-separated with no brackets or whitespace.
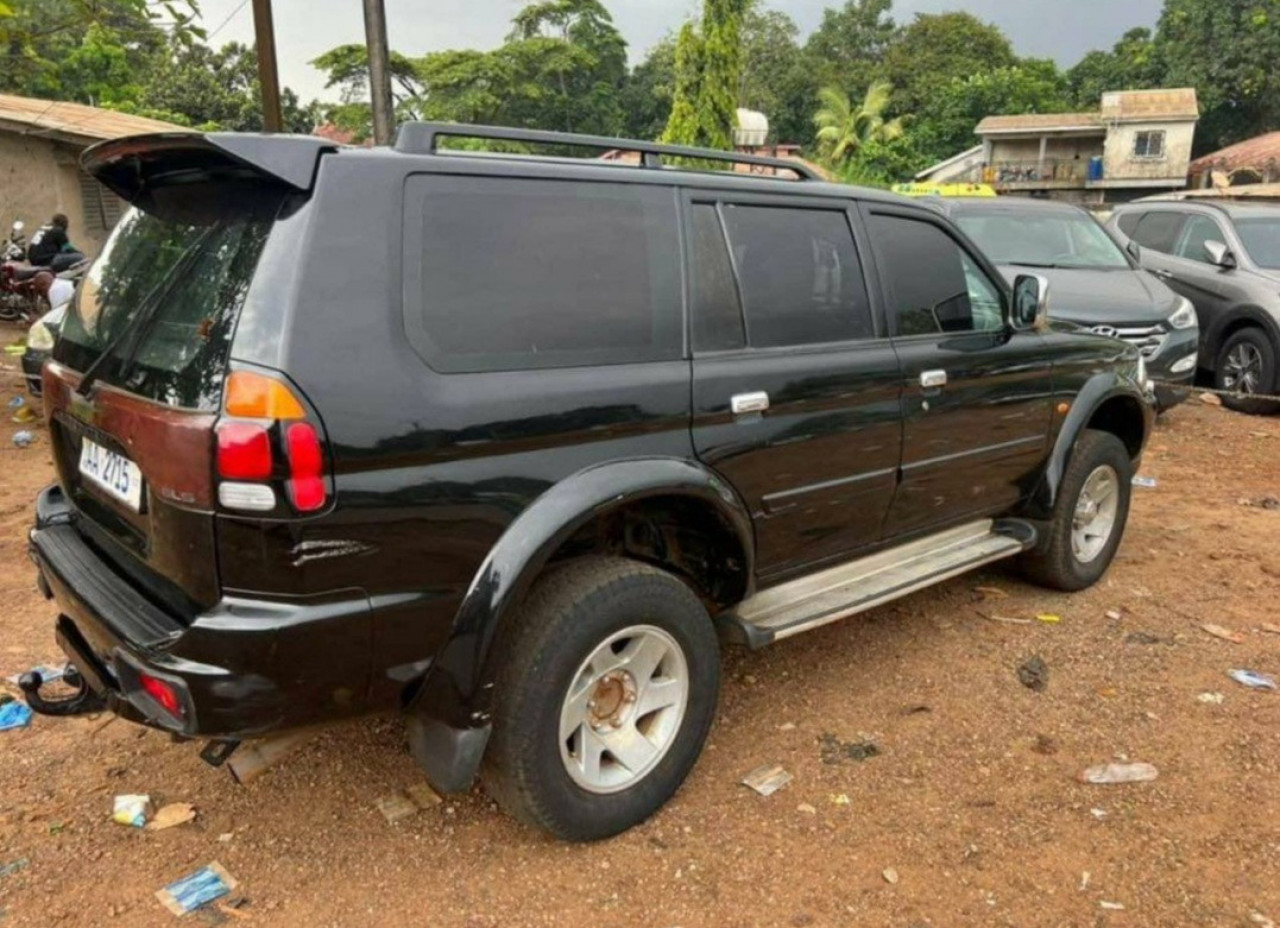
56,188,283,409
955,207,1129,270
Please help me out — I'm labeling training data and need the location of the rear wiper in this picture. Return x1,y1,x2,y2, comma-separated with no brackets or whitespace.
76,226,220,397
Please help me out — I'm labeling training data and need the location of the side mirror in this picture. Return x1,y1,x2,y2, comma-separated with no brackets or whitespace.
1204,239,1237,269
1011,274,1050,331
1126,239,1141,261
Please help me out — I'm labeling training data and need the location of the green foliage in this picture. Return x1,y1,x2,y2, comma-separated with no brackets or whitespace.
619,34,675,140
803,0,895,101
1156,0,1280,153
739,4,814,146
1066,28,1162,108
661,23,703,146
813,80,904,165
915,60,1069,164
882,11,1017,118
696,0,746,150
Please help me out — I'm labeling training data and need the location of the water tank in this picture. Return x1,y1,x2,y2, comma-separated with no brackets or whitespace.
1088,156,1104,181
734,109,769,148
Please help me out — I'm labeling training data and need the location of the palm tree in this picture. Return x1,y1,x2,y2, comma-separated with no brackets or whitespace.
813,81,906,166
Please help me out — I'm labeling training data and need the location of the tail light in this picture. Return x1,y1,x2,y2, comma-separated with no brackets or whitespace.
139,672,183,719
215,371,330,515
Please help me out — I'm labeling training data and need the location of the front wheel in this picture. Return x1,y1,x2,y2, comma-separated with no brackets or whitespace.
483,557,720,841
1020,429,1133,592
1215,327,1279,415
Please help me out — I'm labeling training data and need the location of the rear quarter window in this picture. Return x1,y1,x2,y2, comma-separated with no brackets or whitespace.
402,175,683,372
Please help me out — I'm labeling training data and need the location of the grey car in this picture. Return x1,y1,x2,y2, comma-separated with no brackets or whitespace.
1108,199,1280,414
935,197,1199,410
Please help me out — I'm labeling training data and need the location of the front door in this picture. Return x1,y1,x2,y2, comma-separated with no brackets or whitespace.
686,193,903,581
862,205,1055,538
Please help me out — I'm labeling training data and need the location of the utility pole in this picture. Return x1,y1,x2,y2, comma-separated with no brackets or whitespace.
251,0,284,132
363,0,395,145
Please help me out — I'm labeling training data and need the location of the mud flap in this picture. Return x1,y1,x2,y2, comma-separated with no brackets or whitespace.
407,715,491,794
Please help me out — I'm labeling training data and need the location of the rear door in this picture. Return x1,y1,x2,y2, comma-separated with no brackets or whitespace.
686,191,903,581
45,166,292,615
862,204,1055,538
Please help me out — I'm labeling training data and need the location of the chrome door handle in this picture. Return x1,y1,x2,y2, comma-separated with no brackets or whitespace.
919,370,948,389
731,391,770,415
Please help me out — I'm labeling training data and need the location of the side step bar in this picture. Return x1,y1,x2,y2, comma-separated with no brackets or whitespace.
720,519,1036,649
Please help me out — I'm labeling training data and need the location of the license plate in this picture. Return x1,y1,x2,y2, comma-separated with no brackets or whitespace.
78,438,143,511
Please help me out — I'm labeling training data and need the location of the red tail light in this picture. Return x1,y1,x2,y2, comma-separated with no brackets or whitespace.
285,423,326,512
216,422,273,480
139,672,183,718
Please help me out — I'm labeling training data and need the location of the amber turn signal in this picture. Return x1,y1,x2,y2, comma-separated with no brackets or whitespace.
224,371,307,420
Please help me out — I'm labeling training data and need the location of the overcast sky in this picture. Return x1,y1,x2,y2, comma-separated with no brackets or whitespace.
197,0,1164,103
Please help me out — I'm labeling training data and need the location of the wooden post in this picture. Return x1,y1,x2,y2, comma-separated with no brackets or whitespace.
251,0,284,133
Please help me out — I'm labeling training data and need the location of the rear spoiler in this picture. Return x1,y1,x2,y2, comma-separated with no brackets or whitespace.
82,133,338,205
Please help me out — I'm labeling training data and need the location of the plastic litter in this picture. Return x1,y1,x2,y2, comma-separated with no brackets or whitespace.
7,396,24,409
0,858,29,880
796,802,816,815
148,803,197,831
1132,476,1157,488
12,405,36,424
155,863,237,917
1079,762,1158,784
1036,613,1062,624
1228,669,1277,691
741,764,792,797
12,430,34,448
1197,692,1225,704
1100,901,1126,911
0,701,33,731
112,794,153,828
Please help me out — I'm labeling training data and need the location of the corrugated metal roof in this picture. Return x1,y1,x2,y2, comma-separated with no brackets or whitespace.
0,93,186,143
1190,132,1280,174
976,113,1103,134
1100,88,1198,121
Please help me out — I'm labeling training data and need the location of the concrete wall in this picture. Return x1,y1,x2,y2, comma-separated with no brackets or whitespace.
989,136,1104,165
0,132,110,259
1103,121,1196,182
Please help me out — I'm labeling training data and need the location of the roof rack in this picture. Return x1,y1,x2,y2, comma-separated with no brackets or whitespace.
394,122,819,181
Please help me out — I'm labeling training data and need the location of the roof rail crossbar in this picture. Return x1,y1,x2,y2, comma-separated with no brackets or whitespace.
394,122,819,181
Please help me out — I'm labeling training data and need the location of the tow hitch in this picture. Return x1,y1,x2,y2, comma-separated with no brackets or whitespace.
18,665,107,717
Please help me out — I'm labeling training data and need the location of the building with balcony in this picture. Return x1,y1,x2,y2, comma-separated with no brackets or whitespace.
916,89,1199,205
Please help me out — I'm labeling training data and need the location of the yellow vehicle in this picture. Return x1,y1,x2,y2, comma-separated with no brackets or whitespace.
891,182,998,198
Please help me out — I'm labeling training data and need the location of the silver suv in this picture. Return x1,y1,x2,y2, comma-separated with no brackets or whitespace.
1108,200,1280,414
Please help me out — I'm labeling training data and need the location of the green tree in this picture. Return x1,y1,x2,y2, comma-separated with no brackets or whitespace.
916,60,1069,163
738,4,813,145
661,0,746,150
803,0,895,99
813,80,904,165
882,12,1017,118
1156,0,1280,153
661,22,703,145
619,34,675,140
1066,27,1163,108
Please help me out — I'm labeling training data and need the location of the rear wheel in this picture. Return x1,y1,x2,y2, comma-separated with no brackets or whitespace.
1215,327,1279,415
483,557,720,841
1021,429,1132,592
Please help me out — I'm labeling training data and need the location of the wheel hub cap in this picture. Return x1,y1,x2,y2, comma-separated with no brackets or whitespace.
1072,465,1120,564
559,625,689,795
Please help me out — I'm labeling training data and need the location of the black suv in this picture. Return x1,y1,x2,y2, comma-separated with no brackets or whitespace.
26,125,1153,841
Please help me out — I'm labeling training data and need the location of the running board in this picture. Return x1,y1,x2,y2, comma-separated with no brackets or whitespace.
720,519,1036,649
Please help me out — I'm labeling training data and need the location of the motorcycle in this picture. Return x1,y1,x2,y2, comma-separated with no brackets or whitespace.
1,222,88,324
2,220,27,262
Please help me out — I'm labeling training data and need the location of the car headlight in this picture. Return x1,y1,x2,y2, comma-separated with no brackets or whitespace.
26,320,55,352
1167,297,1197,330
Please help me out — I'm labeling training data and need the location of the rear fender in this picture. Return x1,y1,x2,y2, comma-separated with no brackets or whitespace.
410,457,753,729
1026,373,1152,520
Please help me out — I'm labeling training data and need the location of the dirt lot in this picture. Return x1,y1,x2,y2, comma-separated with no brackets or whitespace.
1,324,1278,927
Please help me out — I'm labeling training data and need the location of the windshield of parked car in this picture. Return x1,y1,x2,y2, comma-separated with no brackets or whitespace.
1233,218,1280,269
954,207,1130,270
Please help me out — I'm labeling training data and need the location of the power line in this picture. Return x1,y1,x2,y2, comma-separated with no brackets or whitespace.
209,0,251,40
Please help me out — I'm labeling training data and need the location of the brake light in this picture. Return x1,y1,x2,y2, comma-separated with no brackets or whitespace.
225,371,306,420
216,422,273,480
139,672,183,718
285,423,326,512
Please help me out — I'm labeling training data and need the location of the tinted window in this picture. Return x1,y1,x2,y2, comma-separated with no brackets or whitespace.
720,205,872,348
1116,212,1142,237
57,197,279,410
1235,217,1280,269
689,204,745,352
1177,215,1227,263
405,176,682,372
1131,211,1186,253
871,214,1004,336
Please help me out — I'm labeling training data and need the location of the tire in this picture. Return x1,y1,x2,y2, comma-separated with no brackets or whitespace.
482,557,720,841
1020,429,1133,592
1215,327,1279,415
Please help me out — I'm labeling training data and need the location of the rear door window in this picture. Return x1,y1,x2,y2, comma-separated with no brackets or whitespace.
718,204,873,348
1131,211,1186,254
689,204,746,352
1115,211,1143,238
56,197,281,410
869,214,1005,336
403,175,682,372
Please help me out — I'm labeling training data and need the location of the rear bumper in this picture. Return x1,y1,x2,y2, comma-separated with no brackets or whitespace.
28,485,377,740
